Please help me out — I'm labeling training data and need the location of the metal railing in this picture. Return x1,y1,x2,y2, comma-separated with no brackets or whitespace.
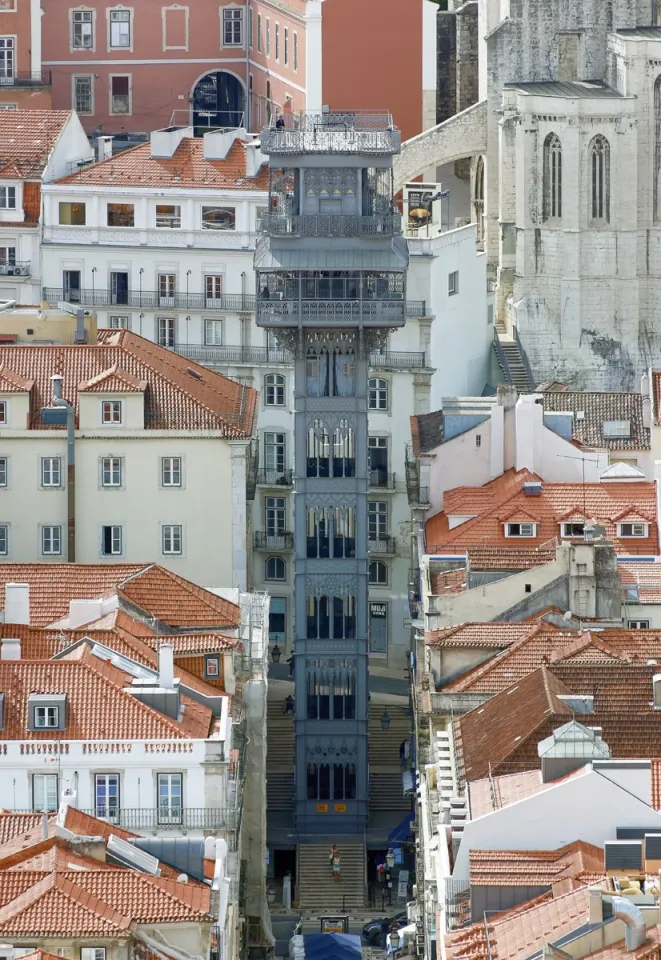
174,344,294,364
77,807,231,829
0,261,30,278
370,470,396,489
42,288,256,312
256,468,293,486
370,351,426,368
492,328,512,383
514,326,535,389
260,213,402,238
257,298,407,324
369,535,396,555
261,112,400,155
0,70,51,86
254,531,294,550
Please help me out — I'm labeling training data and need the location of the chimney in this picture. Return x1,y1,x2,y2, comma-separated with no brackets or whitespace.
150,125,193,159
50,374,63,401
68,598,103,629
159,643,175,689
203,127,247,160
245,140,266,177
74,309,86,344
4,583,29,624
0,638,21,660
588,889,604,924
97,135,113,161
643,396,652,429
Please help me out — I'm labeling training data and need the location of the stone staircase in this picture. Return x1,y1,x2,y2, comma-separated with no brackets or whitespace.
368,704,412,813
296,842,366,913
267,700,294,812
493,331,535,392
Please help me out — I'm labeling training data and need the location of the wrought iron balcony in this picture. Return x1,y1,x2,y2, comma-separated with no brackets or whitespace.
261,111,401,155
42,288,256,313
77,807,231,829
254,531,294,550
174,344,294,365
370,351,426,369
0,261,30,278
256,298,407,326
260,213,402,238
0,70,51,86
369,535,396,555
405,443,430,507
256,468,294,486
369,470,396,490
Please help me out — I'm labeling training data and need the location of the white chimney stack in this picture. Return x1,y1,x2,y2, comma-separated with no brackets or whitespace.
68,598,103,629
158,643,175,689
0,638,21,660
4,583,29,624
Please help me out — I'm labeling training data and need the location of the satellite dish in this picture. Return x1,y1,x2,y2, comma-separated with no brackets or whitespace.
562,610,573,622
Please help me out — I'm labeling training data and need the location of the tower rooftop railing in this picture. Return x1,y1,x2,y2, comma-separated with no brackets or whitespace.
260,111,401,156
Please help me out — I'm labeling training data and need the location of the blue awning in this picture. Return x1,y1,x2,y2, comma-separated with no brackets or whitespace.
388,811,414,844
299,934,362,960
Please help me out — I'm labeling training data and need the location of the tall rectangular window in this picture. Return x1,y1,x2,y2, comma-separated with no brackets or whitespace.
0,457,7,486
0,38,14,79
0,401,6,424
110,75,130,114
72,10,93,48
42,525,62,556
275,23,280,60
162,457,182,487
266,18,270,56
101,456,122,487
284,26,289,65
293,31,298,71
32,774,58,812
204,319,223,345
73,75,93,114
95,774,119,821
205,274,224,305
369,602,388,654
109,9,131,48
158,317,175,347
223,7,243,45
264,433,286,473
101,525,122,555
248,6,253,48
0,246,15,265
0,524,7,556
368,501,388,539
158,274,176,303
101,400,122,424
257,13,262,51
157,772,182,823
162,524,182,555
265,496,286,536
110,270,128,304
35,705,59,727
41,457,61,487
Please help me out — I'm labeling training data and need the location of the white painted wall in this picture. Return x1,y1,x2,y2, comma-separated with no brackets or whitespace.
422,0,438,134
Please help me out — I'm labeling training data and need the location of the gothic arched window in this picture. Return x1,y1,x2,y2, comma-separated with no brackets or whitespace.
543,133,562,221
589,135,610,221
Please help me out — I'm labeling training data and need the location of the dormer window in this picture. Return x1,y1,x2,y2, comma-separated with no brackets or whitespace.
619,522,647,538
28,693,67,731
561,522,585,538
35,705,59,728
505,522,536,537
102,400,122,424
0,186,16,210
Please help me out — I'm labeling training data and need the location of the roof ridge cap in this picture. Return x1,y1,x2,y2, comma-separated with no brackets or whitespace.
54,873,133,929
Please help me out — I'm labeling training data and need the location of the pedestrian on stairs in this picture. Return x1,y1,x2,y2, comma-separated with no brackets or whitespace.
329,844,341,882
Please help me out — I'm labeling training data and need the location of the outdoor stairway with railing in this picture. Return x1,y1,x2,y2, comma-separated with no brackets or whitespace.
296,842,366,913
493,330,535,393
267,700,294,813
368,704,412,812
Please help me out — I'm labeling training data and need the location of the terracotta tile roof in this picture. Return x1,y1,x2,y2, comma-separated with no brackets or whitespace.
79,364,148,392
540,391,650,451
431,566,468,595
0,110,72,179
619,561,661,603
14,950,61,960
466,543,559,570
0,812,54,846
469,841,604,887
410,410,444,455
0,562,240,628
426,622,543,649
467,767,591,818
142,633,237,656
56,136,269,191
0,330,256,438
446,886,591,960
426,473,659,556
581,926,661,960
454,667,574,781
0,648,212,740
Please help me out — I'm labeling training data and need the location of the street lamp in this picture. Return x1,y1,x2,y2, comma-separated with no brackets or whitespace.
386,848,396,870
271,644,281,663
380,709,391,731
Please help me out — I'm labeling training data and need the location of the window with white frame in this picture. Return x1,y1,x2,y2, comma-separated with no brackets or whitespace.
108,315,128,329
265,555,286,581
293,31,298,71
628,620,650,629
368,501,388,540
265,496,286,536
266,17,270,55
35,705,59,727
42,525,62,555
257,12,262,51
101,456,122,487
101,524,122,555
0,246,15,265
284,26,289,65
72,10,93,48
32,774,58,812
0,103,15,110
73,75,93,114
110,74,130,113
264,373,285,406
157,772,182,823
204,319,223,345
505,522,536,537
0,457,6,486
155,204,181,228
41,457,61,488
0,37,14,79
101,400,122,424
158,274,176,304
369,601,387,654
223,7,243,45
158,317,175,347
248,6,253,48
162,523,182,555
275,22,280,60
202,206,235,230
0,524,7,555
109,9,131,48
561,522,584,538
369,560,388,585
94,775,119,822
162,456,182,487
205,274,224,302
368,378,388,410
0,400,6,423
448,270,459,295
264,432,286,474
0,185,15,209
619,522,648,537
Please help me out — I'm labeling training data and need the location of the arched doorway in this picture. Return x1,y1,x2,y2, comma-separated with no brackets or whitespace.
192,71,245,134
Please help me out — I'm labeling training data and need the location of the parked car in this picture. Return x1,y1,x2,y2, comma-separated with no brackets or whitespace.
362,910,408,944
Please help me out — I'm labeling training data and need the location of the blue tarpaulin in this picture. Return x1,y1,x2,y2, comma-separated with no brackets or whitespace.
294,934,362,960
389,811,414,844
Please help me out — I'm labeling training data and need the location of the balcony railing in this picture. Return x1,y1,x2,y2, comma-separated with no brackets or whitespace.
254,531,294,550
0,70,51,86
370,351,426,369
42,288,257,313
261,112,400,155
370,470,396,489
0,261,30,278
76,807,231,829
260,213,402,238
256,468,294,486
173,344,427,369
257,299,407,325
369,535,396,555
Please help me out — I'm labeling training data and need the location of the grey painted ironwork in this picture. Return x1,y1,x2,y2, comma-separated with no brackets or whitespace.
255,111,408,839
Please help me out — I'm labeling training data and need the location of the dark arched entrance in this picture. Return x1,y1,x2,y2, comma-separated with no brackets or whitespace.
192,71,245,134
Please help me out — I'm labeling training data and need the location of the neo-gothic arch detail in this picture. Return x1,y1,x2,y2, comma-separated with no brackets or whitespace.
588,134,610,222
305,573,357,597
543,132,562,221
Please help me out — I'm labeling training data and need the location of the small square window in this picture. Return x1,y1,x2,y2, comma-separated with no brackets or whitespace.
162,524,182,555
108,315,128,329
448,271,459,296
0,524,8,555
101,524,122,556
506,522,535,537
0,186,16,209
35,705,58,727
475,434,481,448
59,202,86,225
619,522,646,537
205,655,220,678
0,457,7,486
101,456,122,486
264,374,285,406
102,400,122,424
42,525,62,555
41,457,61,487
73,75,93,114
162,457,182,487
107,202,134,227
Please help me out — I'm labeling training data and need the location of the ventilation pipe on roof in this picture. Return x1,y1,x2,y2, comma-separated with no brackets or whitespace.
159,643,175,690
0,638,21,660
4,583,29,625
611,897,647,951
74,309,86,344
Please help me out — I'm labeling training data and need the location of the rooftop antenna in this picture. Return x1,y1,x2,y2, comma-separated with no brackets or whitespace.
556,452,600,529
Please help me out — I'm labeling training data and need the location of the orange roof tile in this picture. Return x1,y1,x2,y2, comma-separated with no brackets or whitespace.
79,363,147,392
469,841,604,887
426,623,543,649
0,563,239,628
427,474,659,556
0,111,72,179
581,925,661,960
56,136,269,191
619,561,661,603
467,767,591,818
0,330,256,438
0,812,54,847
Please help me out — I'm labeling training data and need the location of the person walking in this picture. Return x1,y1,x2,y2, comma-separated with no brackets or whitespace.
330,844,341,882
